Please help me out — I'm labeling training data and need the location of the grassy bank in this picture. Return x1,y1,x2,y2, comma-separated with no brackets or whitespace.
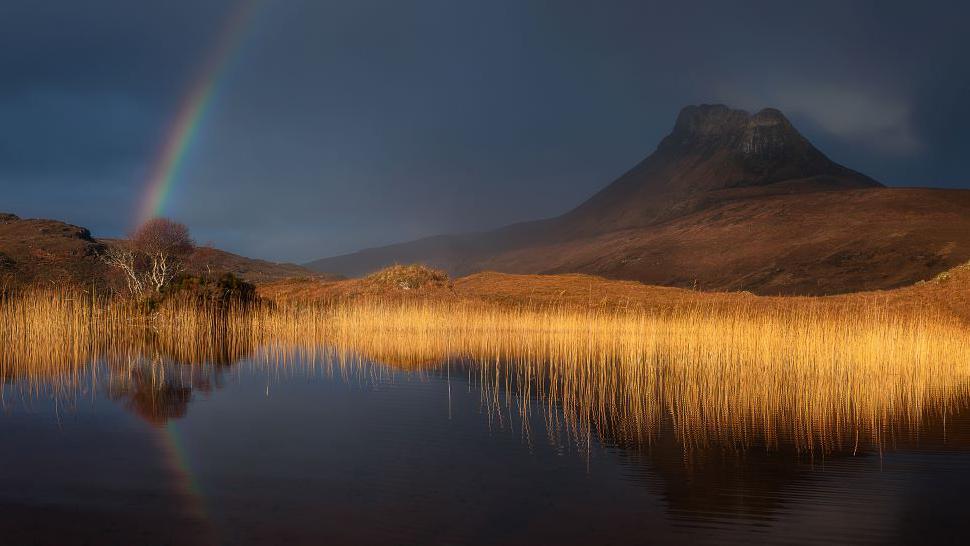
259,262,970,321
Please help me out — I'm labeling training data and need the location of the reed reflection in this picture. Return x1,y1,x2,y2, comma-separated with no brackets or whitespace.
3,290,970,457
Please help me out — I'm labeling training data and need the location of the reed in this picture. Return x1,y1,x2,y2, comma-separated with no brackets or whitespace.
2,289,969,454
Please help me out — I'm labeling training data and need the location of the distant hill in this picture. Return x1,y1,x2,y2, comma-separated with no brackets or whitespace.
306,104,970,295
0,213,320,288
182,245,321,284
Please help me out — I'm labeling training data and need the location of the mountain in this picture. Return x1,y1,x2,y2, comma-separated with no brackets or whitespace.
557,104,880,233
306,104,970,295
0,213,318,288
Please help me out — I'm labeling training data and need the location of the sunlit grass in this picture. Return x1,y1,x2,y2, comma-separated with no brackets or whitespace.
3,289,970,454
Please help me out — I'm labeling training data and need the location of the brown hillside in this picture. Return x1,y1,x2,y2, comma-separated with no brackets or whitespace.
0,213,106,287
171,244,320,284
479,187,970,295
0,213,320,287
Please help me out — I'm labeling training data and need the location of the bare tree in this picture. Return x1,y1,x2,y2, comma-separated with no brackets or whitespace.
101,242,145,295
133,218,194,292
102,218,195,296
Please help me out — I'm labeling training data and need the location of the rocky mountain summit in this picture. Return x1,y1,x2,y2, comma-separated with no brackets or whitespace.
665,105,878,188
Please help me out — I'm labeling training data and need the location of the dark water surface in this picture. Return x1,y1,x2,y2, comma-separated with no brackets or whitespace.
2,353,969,545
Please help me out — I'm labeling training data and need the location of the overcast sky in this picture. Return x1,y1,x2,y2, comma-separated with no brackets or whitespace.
2,0,968,262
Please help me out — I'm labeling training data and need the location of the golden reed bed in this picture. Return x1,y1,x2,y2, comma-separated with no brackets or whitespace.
2,289,970,454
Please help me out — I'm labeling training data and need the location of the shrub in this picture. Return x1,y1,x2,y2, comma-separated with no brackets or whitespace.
154,272,257,309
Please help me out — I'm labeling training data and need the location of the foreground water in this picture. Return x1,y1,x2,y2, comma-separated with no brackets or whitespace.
2,350,970,545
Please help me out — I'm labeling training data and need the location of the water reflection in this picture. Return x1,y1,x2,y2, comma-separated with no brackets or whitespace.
108,359,228,425
4,332,970,456
3,335,970,544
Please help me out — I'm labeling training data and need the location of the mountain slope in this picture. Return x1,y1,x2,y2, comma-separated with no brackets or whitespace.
306,105,970,295
477,188,970,294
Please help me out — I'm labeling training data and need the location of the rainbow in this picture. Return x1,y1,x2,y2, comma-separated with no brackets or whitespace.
155,420,223,541
157,421,209,520
136,0,261,226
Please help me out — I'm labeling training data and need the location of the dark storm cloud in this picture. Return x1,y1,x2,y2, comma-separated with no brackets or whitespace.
0,0,240,222
1,0,968,261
